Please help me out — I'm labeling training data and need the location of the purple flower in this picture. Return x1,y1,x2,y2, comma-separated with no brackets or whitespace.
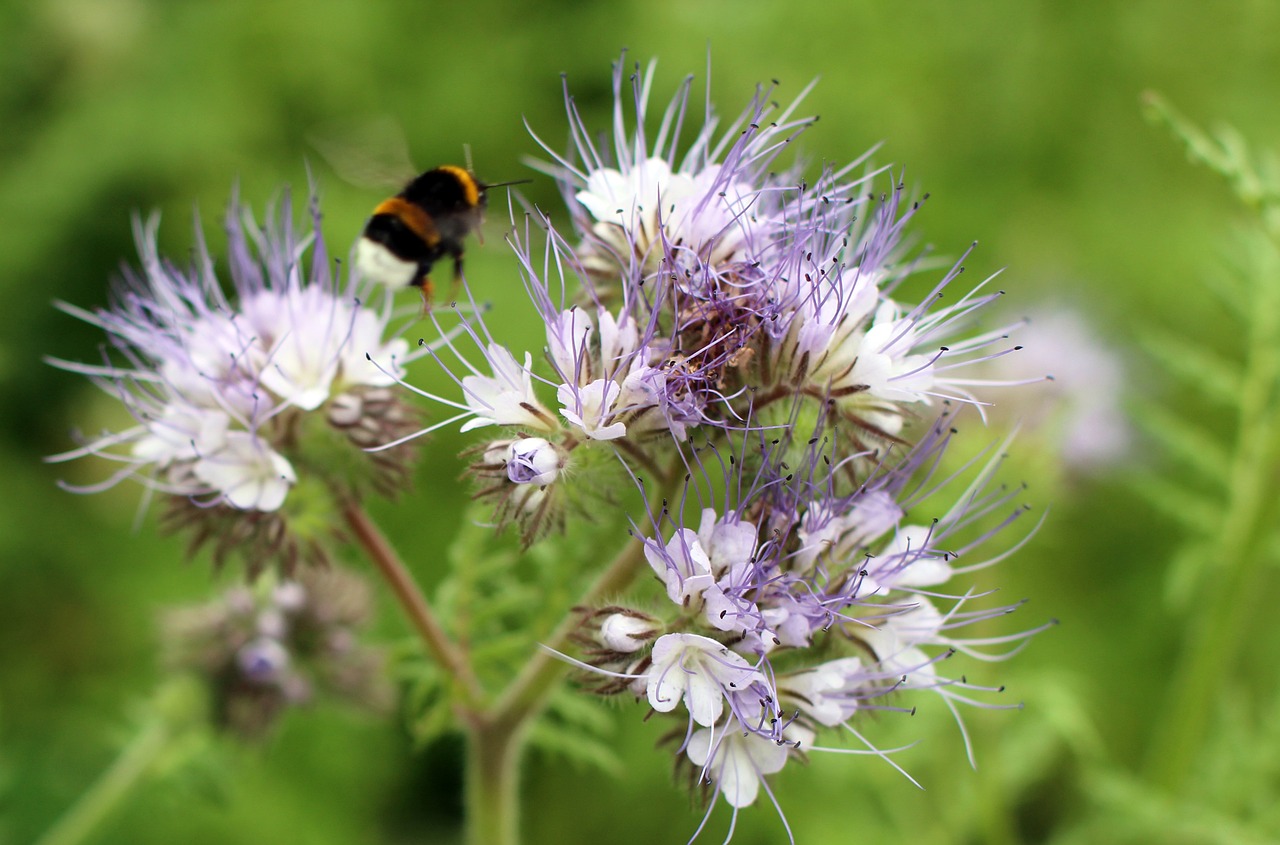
576,410,1046,816
388,54,1047,830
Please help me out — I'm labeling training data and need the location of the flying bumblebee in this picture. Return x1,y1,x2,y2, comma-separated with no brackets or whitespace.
313,120,523,305
355,165,492,305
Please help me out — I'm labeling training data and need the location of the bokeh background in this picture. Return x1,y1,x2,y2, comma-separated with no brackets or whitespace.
4,2,1280,843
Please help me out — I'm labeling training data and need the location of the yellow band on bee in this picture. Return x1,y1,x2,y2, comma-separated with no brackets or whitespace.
373,197,439,246
439,165,481,207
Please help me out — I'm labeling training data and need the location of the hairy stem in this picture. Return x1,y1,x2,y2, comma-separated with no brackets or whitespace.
341,498,484,704
464,713,527,845
457,531,649,845
459,461,680,845
491,532,650,723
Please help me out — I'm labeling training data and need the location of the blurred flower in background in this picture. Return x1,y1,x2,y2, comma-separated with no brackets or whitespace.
164,565,390,739
980,302,1132,473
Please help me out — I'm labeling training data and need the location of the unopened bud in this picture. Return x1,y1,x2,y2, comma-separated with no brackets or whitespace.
272,581,307,612
506,437,562,486
600,612,656,653
237,637,290,683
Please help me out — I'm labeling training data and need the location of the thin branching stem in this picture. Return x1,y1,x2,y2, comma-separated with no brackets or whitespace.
491,531,651,726
459,458,682,845
341,498,485,704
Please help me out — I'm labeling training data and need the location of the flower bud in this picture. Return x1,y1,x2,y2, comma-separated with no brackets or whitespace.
506,437,562,487
599,611,657,653
236,637,290,683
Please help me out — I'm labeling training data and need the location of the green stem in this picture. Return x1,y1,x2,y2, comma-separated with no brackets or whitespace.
460,461,680,845
490,532,650,723
341,498,485,705
464,714,527,845
35,717,170,845
1144,239,1280,792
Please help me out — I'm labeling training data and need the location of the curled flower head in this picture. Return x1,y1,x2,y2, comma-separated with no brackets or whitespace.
373,53,1046,837
49,192,425,573
395,55,1025,545
573,411,1048,825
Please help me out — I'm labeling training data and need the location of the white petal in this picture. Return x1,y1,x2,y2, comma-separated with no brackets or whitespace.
194,431,297,511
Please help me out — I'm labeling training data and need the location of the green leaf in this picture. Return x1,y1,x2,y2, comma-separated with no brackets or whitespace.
1127,474,1222,538
1131,400,1232,485
408,697,455,748
1144,92,1280,231
1161,539,1214,610
527,690,623,776
1144,94,1255,200
1081,767,1279,845
1137,328,1242,409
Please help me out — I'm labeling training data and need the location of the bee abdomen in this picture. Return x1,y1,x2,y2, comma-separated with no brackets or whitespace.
368,197,440,257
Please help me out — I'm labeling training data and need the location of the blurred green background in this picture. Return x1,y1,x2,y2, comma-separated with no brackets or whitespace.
4,1,1280,843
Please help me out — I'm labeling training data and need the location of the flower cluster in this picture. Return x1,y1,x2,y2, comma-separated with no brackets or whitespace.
164,566,389,738
390,60,1021,545
392,56,1043,827
46,53,1045,843
49,196,424,572
575,418,1043,823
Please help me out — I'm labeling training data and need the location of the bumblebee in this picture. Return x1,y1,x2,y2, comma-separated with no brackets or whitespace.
355,165,488,303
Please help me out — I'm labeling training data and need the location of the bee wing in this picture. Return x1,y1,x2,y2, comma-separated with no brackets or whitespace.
308,116,418,191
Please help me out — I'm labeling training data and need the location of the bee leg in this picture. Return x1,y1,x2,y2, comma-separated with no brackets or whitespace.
447,252,465,304
418,277,434,317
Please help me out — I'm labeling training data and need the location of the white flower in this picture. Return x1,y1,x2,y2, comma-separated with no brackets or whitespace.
857,599,945,677
865,524,952,593
504,437,562,486
646,529,715,606
686,728,790,809
576,157,693,260
795,490,904,571
849,300,939,404
647,633,764,727
193,431,297,512
49,196,415,513
558,379,627,440
461,345,553,433
599,613,654,653
694,509,754,571
779,657,867,727
130,404,230,468
245,286,409,411
545,308,594,384
575,154,763,281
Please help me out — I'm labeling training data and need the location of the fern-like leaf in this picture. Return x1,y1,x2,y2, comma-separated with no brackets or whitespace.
1127,475,1222,538
1137,328,1243,409
1131,399,1232,486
